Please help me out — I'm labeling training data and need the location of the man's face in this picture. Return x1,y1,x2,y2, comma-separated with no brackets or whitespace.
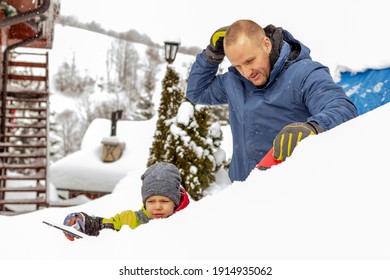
225,36,272,87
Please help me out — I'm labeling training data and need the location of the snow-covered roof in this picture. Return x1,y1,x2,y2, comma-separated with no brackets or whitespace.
50,117,156,193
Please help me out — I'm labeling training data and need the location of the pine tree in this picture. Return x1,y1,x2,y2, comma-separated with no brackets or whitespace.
165,101,216,200
48,112,64,163
209,121,230,171
134,46,161,120
136,68,155,120
148,66,225,200
147,65,183,166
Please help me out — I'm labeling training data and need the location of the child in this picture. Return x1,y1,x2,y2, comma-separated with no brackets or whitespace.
63,162,190,240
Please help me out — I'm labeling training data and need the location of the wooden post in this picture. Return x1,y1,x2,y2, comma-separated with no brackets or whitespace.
110,110,123,136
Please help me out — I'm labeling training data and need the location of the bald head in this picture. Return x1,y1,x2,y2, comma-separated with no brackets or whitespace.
224,19,266,49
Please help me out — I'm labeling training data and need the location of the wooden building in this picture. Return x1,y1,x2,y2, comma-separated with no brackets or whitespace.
0,0,60,214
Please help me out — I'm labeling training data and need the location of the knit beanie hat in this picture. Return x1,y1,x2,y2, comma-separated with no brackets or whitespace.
141,162,181,207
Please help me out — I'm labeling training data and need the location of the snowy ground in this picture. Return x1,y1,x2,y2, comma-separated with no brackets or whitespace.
1,101,390,280
2,2,390,278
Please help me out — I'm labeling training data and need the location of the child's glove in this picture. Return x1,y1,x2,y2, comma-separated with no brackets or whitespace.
205,26,229,64
273,121,324,161
63,212,103,240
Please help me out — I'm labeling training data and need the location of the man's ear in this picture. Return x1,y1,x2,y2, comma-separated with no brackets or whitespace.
263,37,272,54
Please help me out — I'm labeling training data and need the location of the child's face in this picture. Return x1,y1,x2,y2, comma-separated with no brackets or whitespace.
145,195,175,219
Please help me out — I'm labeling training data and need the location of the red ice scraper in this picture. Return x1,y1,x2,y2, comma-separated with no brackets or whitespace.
256,147,282,170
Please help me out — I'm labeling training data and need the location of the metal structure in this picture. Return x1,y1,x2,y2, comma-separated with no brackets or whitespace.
0,0,59,214
164,40,180,64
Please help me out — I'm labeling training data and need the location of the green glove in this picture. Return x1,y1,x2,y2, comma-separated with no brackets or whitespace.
205,26,229,64
273,121,324,161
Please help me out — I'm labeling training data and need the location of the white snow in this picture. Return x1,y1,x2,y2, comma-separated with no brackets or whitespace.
1,1,390,279
1,101,390,279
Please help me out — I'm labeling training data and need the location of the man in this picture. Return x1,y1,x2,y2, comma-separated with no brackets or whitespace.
186,19,358,182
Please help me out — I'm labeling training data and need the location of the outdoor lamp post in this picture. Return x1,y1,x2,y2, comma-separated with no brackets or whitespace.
164,41,180,64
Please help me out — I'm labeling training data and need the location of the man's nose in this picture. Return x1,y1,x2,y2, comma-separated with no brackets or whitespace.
242,66,251,79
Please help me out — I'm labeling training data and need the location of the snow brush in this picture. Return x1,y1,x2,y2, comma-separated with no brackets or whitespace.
256,147,282,170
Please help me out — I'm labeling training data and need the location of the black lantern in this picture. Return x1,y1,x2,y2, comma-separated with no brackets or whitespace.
164,41,180,64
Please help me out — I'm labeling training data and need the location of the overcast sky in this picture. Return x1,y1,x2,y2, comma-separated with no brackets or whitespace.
59,0,390,72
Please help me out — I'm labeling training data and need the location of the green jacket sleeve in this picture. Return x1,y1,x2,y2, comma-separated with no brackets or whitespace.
102,208,150,231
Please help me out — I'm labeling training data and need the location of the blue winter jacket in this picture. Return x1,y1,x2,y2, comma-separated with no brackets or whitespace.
186,28,358,182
